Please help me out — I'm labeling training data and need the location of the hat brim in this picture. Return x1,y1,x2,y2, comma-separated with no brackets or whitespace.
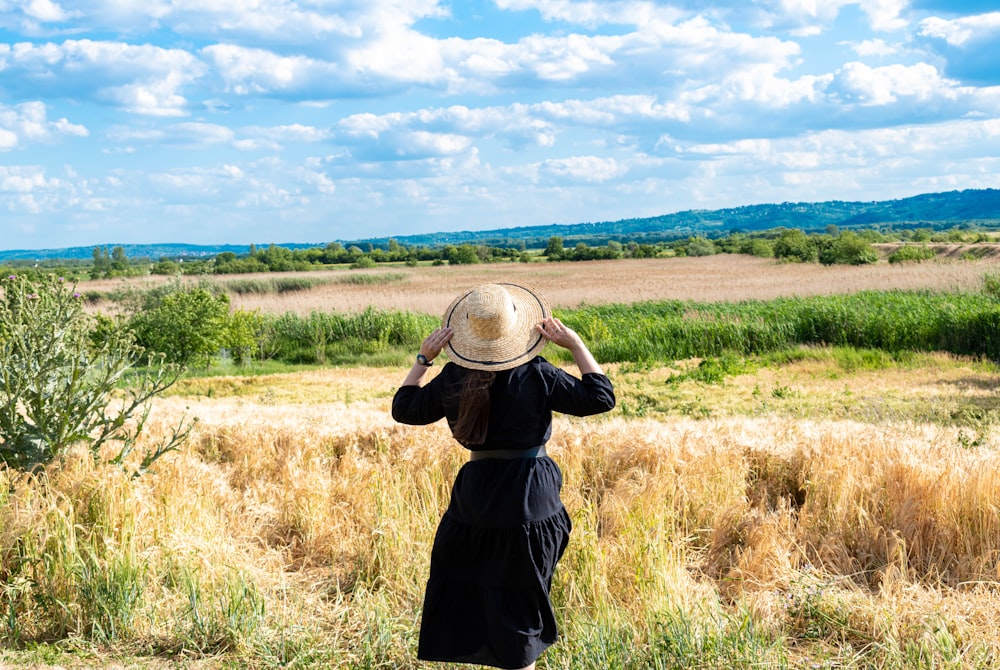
443,282,550,371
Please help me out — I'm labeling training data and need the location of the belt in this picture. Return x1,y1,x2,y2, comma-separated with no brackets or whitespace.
469,445,547,461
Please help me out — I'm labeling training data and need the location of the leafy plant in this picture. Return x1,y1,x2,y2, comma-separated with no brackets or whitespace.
0,274,190,473
818,231,879,265
888,244,936,264
127,283,231,367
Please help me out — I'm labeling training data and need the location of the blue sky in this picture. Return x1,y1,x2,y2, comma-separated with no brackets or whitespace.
1,0,999,251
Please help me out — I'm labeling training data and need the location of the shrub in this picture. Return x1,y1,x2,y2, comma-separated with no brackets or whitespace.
686,237,717,257
773,229,817,263
888,244,937,264
818,232,879,266
225,308,266,365
0,275,189,473
983,272,1000,298
127,285,231,367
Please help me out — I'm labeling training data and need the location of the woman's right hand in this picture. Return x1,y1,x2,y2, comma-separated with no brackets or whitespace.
420,327,453,363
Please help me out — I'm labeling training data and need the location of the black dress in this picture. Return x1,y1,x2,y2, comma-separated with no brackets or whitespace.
392,357,615,669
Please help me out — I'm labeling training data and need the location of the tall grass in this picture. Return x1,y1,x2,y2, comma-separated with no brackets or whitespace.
3,392,999,668
226,289,1000,368
261,308,439,365
557,290,1000,364
221,273,407,296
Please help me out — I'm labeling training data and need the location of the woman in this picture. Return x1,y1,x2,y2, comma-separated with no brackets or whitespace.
392,282,615,670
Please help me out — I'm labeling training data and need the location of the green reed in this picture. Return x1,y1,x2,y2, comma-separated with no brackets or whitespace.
557,290,1000,364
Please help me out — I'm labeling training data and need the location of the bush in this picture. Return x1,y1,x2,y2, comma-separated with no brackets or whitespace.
686,237,717,257
818,232,879,266
0,275,189,473
225,308,266,365
888,244,937,264
127,284,231,367
773,230,817,263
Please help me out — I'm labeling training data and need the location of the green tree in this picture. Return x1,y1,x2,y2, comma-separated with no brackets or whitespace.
111,246,130,274
445,245,481,265
686,236,716,257
818,231,879,265
224,308,265,365
544,236,565,260
128,286,231,367
772,229,818,263
0,275,189,473
90,246,111,279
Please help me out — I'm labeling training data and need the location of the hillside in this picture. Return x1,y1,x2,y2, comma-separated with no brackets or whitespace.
2,188,998,262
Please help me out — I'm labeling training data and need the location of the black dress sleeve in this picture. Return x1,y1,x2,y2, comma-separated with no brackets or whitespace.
545,366,616,417
392,370,449,425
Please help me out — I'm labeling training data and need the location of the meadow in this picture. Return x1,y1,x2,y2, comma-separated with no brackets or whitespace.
4,254,1000,669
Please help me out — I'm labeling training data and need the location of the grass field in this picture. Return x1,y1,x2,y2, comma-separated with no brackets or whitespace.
79,254,999,315
4,255,1000,669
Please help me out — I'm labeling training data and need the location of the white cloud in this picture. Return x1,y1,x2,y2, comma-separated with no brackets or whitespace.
847,38,898,57
919,12,1000,47
857,0,907,32
202,44,336,96
0,165,51,192
22,0,72,22
0,101,88,149
541,155,628,182
1,0,999,250
833,61,959,105
0,40,204,115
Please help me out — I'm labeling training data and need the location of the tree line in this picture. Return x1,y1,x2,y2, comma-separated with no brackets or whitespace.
4,223,995,283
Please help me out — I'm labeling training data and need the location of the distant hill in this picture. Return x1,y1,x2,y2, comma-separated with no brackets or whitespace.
2,188,998,262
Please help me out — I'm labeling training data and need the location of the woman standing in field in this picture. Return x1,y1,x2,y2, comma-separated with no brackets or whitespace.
392,283,615,670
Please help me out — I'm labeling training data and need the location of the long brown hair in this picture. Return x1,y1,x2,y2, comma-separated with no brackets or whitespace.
452,370,496,446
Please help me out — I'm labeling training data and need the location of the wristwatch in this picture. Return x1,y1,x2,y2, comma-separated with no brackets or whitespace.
416,353,433,366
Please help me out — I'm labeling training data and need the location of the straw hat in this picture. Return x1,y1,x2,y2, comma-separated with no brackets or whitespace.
442,282,550,371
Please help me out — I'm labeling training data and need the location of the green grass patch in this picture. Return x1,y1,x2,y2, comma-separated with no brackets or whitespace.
331,272,408,285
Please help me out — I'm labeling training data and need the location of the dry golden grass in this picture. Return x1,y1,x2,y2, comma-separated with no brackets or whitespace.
78,254,1000,315
6,358,999,667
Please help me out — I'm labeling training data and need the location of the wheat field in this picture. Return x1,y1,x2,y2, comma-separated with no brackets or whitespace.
5,256,1000,668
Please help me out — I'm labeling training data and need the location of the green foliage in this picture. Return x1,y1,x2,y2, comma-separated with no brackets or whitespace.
772,229,818,263
127,283,231,367
224,309,266,365
444,244,482,265
0,275,189,472
221,276,332,295
544,236,565,259
818,231,879,265
349,255,377,269
743,238,774,257
666,354,756,385
888,244,937,264
982,272,1000,298
685,236,717,257
559,290,1000,365
263,308,439,365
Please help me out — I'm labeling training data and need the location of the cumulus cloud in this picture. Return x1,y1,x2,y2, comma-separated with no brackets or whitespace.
540,155,628,183
917,12,1000,84
831,61,960,106
0,39,204,115
1,0,999,249
0,101,88,150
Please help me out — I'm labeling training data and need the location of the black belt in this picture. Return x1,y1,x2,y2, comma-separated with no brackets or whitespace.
469,445,547,461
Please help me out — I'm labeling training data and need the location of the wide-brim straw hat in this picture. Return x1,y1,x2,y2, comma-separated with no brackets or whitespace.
443,282,550,371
